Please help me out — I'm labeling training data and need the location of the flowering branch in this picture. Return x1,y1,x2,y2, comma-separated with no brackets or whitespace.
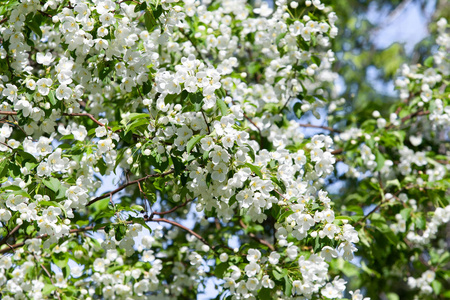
0,225,97,254
0,111,111,129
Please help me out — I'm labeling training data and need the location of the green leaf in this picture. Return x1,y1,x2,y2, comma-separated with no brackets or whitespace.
284,275,292,296
39,200,67,217
214,262,229,279
374,149,385,171
26,225,35,235
293,102,302,118
0,158,9,179
186,135,204,154
76,219,89,227
131,205,144,212
215,87,227,99
171,155,184,176
258,288,273,300
272,268,285,280
43,177,61,193
415,215,426,230
42,284,56,295
189,92,202,104
275,32,287,47
152,4,163,19
128,217,152,232
244,163,263,178
114,224,127,241
386,293,400,300
346,205,364,216
99,63,113,80
216,98,228,115
203,149,210,161
127,113,150,121
126,117,149,133
134,1,147,12
400,208,412,221
271,176,286,193
311,55,321,66
144,10,157,31
314,235,322,252
52,252,69,268
48,90,57,105
278,209,294,222
143,80,152,94
59,134,74,140
385,179,401,190
432,280,442,295
424,56,434,68
94,210,115,222
12,189,32,199
27,18,43,38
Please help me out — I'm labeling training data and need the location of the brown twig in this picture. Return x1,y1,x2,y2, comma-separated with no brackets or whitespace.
0,141,13,150
179,28,210,64
231,101,264,147
298,123,341,133
33,253,62,300
273,189,288,200
148,217,211,247
387,110,430,130
149,198,194,219
0,224,21,248
86,169,175,206
201,110,211,134
0,111,17,116
65,112,111,130
331,148,343,155
239,219,275,251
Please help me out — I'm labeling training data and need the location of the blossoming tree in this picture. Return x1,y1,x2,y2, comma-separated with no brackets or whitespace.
0,0,448,299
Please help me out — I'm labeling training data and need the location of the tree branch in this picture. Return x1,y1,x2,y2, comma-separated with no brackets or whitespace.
0,225,97,254
147,217,212,247
0,141,14,151
298,123,341,133
0,111,111,129
179,28,210,64
0,224,21,249
66,112,111,129
0,214,237,255
239,219,275,251
33,254,62,300
86,169,175,206
387,110,430,130
231,101,264,148
0,111,17,116
149,198,194,219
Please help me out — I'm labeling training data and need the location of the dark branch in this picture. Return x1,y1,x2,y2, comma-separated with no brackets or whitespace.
86,169,175,206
